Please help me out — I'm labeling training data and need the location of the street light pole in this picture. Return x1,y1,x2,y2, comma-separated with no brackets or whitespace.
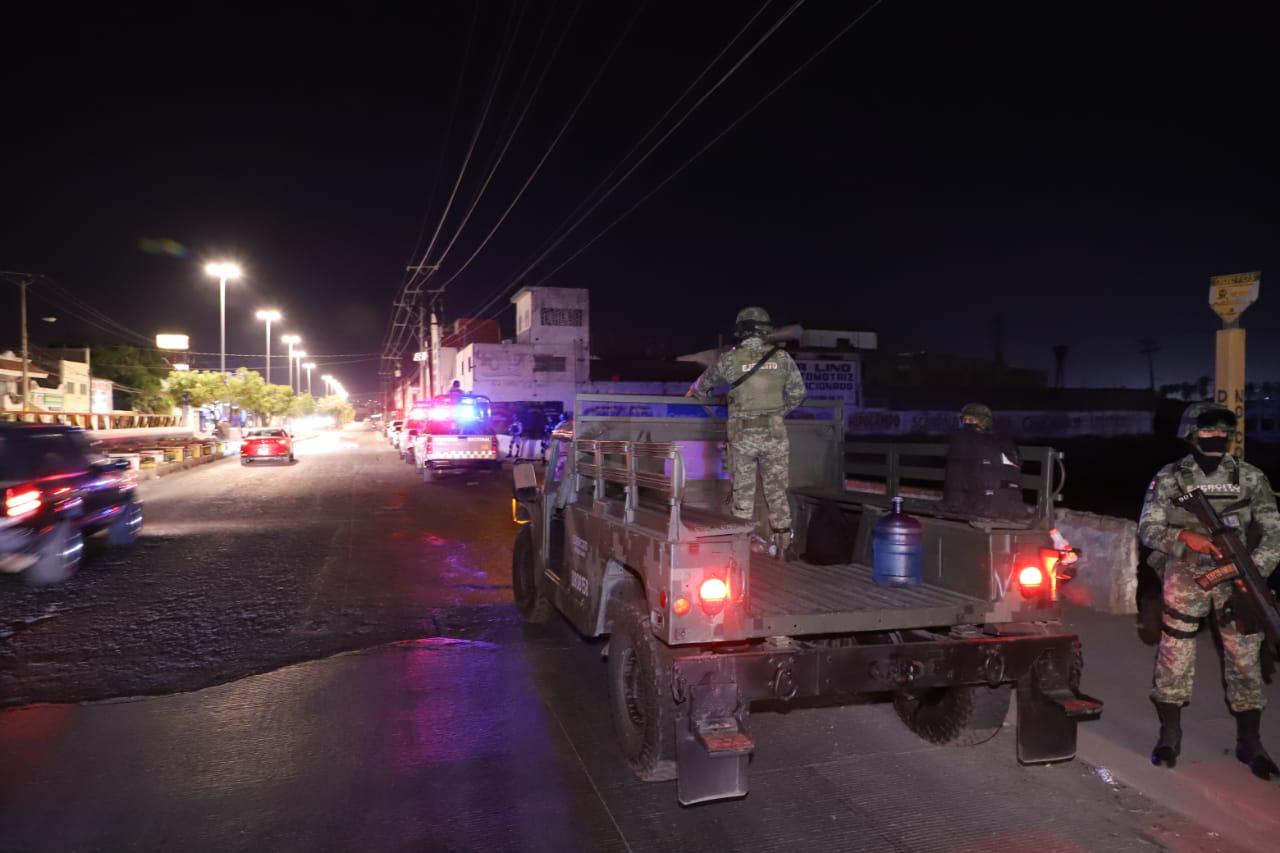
204,262,242,374
281,334,301,392
302,362,315,396
255,310,281,383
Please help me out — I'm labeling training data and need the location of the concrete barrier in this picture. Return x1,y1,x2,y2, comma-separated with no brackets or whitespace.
1054,508,1138,615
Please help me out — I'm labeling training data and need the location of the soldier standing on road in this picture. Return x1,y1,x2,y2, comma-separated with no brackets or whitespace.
1139,402,1280,780
687,306,806,555
507,416,523,460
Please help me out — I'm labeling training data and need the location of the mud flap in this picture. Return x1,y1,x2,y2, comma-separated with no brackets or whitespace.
1016,681,1103,765
675,681,752,805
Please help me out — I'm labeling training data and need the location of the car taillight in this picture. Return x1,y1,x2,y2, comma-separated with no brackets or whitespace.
1017,565,1044,597
699,576,729,615
424,436,433,454
276,439,289,447
491,436,499,454
5,486,41,519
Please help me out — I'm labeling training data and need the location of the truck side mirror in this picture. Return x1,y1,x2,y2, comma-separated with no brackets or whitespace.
513,461,538,502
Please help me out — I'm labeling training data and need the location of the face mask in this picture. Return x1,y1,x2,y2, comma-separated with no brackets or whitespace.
1198,436,1229,455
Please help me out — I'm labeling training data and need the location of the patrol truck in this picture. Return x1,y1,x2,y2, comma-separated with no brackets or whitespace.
511,393,1102,805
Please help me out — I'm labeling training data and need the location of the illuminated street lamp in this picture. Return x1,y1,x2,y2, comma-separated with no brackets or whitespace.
254,309,282,383
302,361,316,396
281,334,301,391
291,350,307,394
321,374,333,396
203,262,242,373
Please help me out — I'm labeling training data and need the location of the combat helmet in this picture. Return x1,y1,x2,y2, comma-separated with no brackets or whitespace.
960,402,994,432
1178,401,1236,446
734,306,772,339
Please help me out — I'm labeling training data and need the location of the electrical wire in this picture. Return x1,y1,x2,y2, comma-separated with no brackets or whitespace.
463,0,809,325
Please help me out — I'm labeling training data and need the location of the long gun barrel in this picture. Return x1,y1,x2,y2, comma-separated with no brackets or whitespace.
1173,489,1280,653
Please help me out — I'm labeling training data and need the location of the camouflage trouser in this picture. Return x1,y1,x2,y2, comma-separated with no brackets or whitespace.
1151,565,1266,712
728,417,791,531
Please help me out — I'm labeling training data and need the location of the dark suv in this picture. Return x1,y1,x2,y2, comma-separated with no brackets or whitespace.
0,424,143,585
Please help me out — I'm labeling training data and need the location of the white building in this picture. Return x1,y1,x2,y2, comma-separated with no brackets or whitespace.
439,287,589,409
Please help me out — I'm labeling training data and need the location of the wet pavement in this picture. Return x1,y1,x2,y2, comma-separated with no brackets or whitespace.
0,427,1260,851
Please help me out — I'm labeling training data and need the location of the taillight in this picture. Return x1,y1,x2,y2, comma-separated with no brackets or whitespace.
491,436,499,454
5,486,42,519
1017,565,1044,597
699,577,729,615
276,439,289,448
424,436,433,454
672,597,691,616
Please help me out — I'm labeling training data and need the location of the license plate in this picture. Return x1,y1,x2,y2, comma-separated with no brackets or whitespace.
257,447,271,455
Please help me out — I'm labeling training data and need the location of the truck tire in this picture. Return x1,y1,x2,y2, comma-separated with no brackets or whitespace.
607,593,678,782
511,526,553,623
26,522,84,587
893,683,1012,747
107,500,143,547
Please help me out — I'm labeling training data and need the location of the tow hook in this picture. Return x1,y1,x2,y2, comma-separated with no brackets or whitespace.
772,661,798,701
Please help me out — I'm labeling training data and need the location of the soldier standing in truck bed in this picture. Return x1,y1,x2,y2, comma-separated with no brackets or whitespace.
687,306,806,555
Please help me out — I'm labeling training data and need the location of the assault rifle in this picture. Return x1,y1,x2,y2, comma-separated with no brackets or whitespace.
1174,489,1280,654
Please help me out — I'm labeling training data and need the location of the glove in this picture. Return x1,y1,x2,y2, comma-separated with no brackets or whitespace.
1178,530,1222,557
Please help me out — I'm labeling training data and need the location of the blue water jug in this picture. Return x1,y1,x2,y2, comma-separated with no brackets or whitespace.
872,497,923,587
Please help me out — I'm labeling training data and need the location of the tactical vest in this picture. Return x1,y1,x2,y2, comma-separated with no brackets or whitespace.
940,429,1028,519
727,343,787,417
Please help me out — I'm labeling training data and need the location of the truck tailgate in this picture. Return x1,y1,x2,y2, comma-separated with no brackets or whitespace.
745,555,995,637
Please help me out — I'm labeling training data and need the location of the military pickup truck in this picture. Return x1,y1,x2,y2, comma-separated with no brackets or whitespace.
510,394,1101,805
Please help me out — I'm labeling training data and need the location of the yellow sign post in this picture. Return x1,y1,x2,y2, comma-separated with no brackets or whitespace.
1209,271,1260,459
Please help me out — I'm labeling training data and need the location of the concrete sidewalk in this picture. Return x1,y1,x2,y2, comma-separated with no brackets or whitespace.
1067,604,1280,853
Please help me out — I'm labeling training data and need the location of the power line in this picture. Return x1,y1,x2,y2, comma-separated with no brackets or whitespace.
473,0,888,325
464,0,810,324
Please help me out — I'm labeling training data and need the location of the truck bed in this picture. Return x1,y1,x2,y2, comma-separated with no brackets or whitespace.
745,554,993,638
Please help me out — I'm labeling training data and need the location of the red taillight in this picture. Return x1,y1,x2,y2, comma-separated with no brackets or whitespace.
1018,565,1044,597
276,439,289,448
699,577,729,615
424,436,433,454
491,436,499,454
5,486,42,519
672,597,691,616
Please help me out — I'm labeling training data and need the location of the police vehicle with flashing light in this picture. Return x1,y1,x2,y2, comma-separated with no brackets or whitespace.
412,393,500,481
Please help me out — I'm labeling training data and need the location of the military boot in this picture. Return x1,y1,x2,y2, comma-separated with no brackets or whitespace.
772,529,795,561
1234,709,1280,781
1151,702,1182,768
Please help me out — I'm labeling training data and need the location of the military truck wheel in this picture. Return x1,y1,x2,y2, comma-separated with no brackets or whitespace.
893,683,1012,747
511,526,552,623
607,593,678,782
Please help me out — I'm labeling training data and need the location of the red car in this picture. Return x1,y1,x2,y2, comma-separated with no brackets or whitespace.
240,428,295,465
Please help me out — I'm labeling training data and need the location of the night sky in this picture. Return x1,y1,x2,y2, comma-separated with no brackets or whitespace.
4,1,1278,395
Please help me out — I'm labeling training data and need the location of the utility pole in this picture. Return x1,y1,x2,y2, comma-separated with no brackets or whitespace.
418,306,427,402
1137,339,1160,391
19,278,29,413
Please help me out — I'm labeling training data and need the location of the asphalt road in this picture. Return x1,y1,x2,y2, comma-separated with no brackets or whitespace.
0,427,1249,852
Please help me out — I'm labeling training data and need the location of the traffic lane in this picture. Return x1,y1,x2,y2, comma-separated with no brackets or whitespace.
0,619,1240,853
0,426,517,707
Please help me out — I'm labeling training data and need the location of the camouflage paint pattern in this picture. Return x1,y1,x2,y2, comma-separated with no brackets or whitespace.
1139,453,1280,712
728,417,792,530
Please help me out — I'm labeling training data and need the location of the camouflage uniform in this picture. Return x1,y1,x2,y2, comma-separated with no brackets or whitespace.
690,334,806,531
1139,453,1280,712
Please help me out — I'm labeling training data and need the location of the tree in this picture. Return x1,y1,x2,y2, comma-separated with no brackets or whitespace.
164,370,228,408
316,394,355,425
289,392,316,417
92,345,174,412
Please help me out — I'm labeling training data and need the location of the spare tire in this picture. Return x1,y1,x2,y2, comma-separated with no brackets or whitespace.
893,683,1012,747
